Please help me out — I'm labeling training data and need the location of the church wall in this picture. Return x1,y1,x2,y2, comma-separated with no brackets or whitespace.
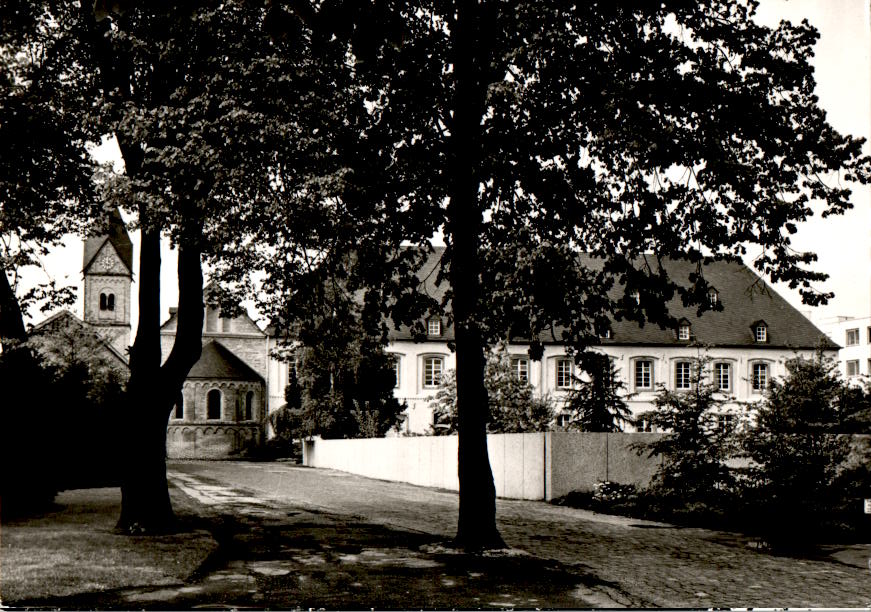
201,334,269,380
167,379,265,459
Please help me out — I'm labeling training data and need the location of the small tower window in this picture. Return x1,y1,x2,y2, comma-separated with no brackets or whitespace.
173,393,184,419
207,389,222,420
99,292,115,311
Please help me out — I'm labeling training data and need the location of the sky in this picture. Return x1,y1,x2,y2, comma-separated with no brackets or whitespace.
24,0,871,332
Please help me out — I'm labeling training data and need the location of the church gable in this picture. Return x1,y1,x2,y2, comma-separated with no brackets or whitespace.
85,242,128,275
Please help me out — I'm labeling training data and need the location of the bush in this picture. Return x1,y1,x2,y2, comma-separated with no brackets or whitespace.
430,344,554,434
739,355,870,549
640,357,740,516
563,352,632,432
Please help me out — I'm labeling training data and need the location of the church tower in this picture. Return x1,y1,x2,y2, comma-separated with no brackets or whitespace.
82,207,133,357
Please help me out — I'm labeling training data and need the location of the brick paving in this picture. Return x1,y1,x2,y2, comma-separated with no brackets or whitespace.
171,460,871,608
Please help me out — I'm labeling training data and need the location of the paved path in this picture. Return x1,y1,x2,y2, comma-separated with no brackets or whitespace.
170,460,871,608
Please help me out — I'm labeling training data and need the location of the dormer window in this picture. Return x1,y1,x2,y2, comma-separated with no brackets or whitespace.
678,321,691,341
427,318,441,337
753,322,768,343
708,288,719,307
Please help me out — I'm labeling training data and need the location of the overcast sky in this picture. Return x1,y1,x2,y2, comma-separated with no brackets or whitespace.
26,0,871,331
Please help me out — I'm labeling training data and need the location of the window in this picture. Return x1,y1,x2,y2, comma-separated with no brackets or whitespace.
846,328,860,346
635,418,654,433
674,361,692,390
390,355,401,388
713,362,731,392
600,329,612,340
631,291,641,305
634,359,653,390
847,360,859,377
173,393,183,419
678,323,691,341
867,327,871,343
754,323,767,343
207,389,222,419
245,391,254,420
99,292,115,311
717,414,734,433
556,358,573,389
556,413,572,428
427,318,441,337
708,289,719,307
751,363,769,393
221,317,232,333
423,356,444,388
511,357,529,383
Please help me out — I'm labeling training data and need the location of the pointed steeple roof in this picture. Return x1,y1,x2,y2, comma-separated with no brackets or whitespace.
83,207,133,275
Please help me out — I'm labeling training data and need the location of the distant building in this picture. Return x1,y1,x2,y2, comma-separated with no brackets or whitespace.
820,315,871,383
376,249,837,434
161,287,268,459
27,207,132,374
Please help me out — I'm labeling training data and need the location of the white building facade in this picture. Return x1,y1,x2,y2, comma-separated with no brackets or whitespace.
377,250,837,434
821,315,871,382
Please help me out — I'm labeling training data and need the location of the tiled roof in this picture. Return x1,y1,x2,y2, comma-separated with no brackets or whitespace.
28,309,130,366
83,207,133,274
187,340,264,381
387,249,833,350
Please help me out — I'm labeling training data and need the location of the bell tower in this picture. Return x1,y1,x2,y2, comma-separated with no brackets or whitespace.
82,207,133,357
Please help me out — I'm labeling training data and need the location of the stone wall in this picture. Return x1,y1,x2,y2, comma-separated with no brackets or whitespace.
167,423,261,459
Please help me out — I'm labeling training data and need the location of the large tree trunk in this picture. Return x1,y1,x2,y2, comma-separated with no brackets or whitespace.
0,266,26,344
448,1,505,551
116,200,204,534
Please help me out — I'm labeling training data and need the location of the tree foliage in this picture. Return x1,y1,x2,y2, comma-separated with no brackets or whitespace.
641,358,739,510
431,345,554,435
211,1,869,549
290,287,405,440
0,1,102,339
739,354,867,547
563,352,632,432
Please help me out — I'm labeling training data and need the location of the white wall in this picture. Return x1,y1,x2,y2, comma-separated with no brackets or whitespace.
302,432,667,500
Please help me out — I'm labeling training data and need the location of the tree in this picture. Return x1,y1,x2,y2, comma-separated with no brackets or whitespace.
431,345,554,435
740,354,861,546
79,1,356,532
293,287,405,440
641,357,739,513
0,1,102,343
231,1,869,550
564,352,632,432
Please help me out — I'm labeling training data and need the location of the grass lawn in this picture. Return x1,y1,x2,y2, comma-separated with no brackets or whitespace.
1,487,217,605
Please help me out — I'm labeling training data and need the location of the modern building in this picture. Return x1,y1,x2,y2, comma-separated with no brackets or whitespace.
820,315,871,383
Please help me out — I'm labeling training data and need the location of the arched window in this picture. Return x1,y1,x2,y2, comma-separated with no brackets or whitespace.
173,393,184,419
207,389,221,420
245,391,254,420
99,292,115,312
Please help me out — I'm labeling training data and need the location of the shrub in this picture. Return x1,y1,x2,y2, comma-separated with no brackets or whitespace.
739,354,867,549
563,351,632,432
430,344,554,434
639,357,740,518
